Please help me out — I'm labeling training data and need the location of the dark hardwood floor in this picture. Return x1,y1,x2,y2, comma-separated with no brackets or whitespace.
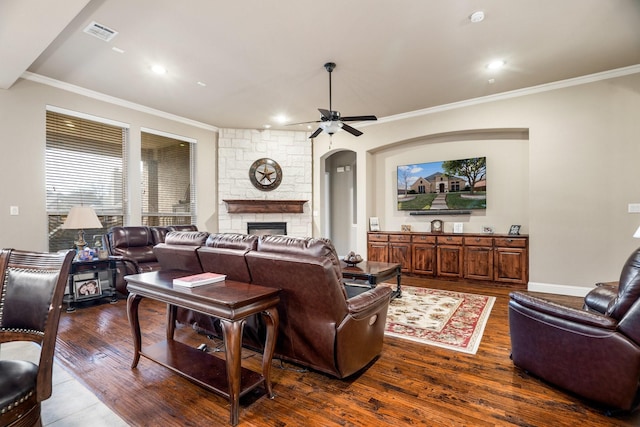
54,276,639,426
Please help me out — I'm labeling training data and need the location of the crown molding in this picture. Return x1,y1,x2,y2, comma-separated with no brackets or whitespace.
372,64,640,126
21,71,218,132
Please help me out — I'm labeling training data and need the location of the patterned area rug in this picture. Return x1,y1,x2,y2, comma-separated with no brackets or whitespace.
384,286,495,354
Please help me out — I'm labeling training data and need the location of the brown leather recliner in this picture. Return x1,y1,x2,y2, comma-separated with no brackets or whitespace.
103,226,165,294
245,235,392,379
509,248,640,411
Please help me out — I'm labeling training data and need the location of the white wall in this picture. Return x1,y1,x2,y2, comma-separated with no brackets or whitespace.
312,70,640,295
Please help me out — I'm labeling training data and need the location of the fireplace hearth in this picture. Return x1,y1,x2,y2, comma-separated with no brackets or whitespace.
247,222,287,236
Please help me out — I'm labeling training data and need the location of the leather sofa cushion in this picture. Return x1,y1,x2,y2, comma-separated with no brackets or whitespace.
256,235,343,286
164,231,209,246
205,233,258,251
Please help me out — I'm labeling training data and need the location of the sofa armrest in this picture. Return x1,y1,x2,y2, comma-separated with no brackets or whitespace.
346,286,392,316
109,255,140,273
510,291,617,330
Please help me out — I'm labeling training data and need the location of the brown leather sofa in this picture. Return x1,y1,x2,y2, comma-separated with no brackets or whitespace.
152,232,392,379
509,247,640,411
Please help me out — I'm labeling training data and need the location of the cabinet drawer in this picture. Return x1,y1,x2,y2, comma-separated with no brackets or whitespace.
389,234,411,243
464,236,493,247
437,235,463,245
368,233,389,242
412,234,436,244
494,237,527,248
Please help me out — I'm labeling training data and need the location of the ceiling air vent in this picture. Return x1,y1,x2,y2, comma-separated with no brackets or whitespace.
83,21,118,42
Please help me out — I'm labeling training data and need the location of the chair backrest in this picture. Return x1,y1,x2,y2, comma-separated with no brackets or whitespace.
0,249,74,401
196,233,258,283
106,226,157,263
609,247,640,319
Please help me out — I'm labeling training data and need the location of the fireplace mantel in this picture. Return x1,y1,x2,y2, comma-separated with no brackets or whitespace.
223,199,307,214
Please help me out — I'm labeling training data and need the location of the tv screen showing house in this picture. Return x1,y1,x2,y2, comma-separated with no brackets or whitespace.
397,157,486,211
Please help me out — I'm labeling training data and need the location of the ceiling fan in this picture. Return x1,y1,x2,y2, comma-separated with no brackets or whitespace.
295,62,377,138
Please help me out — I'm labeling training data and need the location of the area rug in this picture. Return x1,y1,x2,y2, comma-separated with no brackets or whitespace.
384,286,495,354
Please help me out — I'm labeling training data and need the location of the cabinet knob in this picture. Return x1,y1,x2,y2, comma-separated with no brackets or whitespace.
475,238,480,242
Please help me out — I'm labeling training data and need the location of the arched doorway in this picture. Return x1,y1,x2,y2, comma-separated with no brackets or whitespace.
323,150,357,256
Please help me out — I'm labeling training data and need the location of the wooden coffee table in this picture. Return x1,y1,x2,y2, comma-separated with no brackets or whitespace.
341,260,402,300
125,270,280,426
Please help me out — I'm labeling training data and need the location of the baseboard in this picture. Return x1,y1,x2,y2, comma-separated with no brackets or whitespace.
527,282,594,297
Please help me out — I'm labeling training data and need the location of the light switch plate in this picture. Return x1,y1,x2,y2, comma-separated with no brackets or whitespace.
10,206,19,215
628,203,640,213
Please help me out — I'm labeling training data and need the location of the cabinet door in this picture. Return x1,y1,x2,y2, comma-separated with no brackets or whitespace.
389,242,411,272
437,245,463,277
494,247,527,284
412,244,436,275
464,246,493,281
367,242,389,262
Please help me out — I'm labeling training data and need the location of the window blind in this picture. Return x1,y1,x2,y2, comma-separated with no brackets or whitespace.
46,110,128,251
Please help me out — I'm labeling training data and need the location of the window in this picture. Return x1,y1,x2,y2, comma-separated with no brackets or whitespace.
46,109,128,252
140,130,195,227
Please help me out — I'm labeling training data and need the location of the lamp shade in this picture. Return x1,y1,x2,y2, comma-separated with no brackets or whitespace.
61,206,103,230
320,121,343,135
634,225,640,238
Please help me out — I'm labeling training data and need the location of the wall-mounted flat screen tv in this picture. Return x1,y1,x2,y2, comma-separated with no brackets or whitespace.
397,157,486,211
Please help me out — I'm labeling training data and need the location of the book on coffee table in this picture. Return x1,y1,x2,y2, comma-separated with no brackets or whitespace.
173,272,226,287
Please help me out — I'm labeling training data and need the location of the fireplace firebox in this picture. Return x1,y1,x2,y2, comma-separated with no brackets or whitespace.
247,222,287,236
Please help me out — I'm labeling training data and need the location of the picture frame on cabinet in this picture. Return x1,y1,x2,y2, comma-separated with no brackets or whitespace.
509,225,521,235
482,226,494,234
453,223,464,233
401,224,412,232
369,217,380,232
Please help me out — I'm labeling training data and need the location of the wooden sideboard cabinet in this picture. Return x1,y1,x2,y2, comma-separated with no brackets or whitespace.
367,231,528,285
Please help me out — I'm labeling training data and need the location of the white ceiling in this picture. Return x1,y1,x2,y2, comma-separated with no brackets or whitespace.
2,0,640,132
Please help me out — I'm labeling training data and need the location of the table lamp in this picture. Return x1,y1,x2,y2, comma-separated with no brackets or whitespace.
61,206,103,252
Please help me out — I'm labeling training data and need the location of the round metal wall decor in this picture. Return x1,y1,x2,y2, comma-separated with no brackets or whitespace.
249,158,282,191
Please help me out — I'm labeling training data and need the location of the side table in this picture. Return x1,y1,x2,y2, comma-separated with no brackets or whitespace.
65,257,118,312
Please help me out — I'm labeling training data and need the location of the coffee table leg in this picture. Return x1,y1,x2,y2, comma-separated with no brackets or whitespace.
221,318,245,426
395,266,402,298
126,293,143,368
261,308,279,398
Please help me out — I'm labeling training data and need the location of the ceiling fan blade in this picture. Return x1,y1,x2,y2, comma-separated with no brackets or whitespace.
340,115,378,122
309,127,323,138
341,123,363,137
318,108,332,120
287,119,321,126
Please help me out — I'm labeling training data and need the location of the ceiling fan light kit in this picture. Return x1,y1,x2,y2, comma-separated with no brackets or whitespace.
298,62,378,139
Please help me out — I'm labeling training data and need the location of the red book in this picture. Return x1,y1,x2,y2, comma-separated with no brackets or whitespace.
173,272,226,287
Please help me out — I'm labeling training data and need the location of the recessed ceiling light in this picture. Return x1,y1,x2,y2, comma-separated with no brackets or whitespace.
111,47,125,54
264,124,272,129
487,60,505,70
151,64,167,75
196,81,207,87
469,11,485,23
274,115,288,124
488,78,496,84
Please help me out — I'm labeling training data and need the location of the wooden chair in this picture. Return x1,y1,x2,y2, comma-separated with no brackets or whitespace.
0,249,74,427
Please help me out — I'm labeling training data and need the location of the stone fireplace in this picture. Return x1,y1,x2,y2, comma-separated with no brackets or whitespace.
217,129,313,237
